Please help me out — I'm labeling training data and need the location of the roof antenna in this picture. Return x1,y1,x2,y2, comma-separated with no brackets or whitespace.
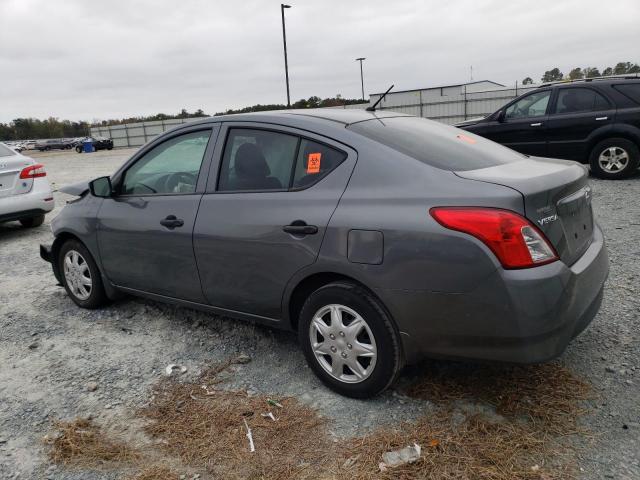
366,84,394,111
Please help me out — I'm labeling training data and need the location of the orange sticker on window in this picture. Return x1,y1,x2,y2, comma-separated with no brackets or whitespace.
307,152,321,174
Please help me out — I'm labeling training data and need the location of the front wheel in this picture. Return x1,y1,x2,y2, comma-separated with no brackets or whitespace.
75,146,82,153
298,282,402,398
58,240,108,309
589,138,640,179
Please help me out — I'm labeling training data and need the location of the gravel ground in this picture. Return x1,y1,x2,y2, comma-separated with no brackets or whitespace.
0,148,638,479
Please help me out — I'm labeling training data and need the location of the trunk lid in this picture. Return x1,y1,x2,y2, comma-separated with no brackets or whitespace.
0,154,33,198
455,157,593,266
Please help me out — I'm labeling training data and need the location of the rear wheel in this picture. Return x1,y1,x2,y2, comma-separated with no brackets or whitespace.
298,282,402,398
589,138,639,179
58,240,108,309
19,215,45,228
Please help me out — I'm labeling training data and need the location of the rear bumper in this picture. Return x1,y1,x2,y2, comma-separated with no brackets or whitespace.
382,224,609,364
0,179,54,222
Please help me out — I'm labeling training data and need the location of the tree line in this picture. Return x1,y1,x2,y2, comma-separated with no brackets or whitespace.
213,95,367,115
522,61,640,85
0,97,365,141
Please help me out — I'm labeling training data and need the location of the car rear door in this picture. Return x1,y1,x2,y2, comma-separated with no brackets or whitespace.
481,89,552,156
193,123,357,320
545,87,616,161
96,126,218,302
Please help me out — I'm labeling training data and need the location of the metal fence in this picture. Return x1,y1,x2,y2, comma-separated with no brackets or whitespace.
90,84,539,147
370,84,538,124
90,117,204,148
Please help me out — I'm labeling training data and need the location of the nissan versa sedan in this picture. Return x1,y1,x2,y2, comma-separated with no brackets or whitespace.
0,142,54,227
39,109,608,398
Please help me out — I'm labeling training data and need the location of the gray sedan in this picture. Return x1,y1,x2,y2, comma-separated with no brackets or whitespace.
40,109,608,398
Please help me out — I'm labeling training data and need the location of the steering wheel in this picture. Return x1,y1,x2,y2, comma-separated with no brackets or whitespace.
164,172,197,193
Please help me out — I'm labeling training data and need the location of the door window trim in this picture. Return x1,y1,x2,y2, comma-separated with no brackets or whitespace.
211,124,349,194
112,126,218,198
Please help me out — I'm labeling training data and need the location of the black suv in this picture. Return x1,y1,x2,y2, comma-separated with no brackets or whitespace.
457,77,640,179
75,136,114,153
35,139,74,151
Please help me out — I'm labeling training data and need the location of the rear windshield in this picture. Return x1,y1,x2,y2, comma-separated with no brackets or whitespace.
613,83,640,105
0,144,16,157
347,116,522,171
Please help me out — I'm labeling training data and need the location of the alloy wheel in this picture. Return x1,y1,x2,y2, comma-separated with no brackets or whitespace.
63,250,92,300
308,304,377,383
598,146,630,173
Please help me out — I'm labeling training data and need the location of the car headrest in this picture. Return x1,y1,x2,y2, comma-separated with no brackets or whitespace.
235,143,270,178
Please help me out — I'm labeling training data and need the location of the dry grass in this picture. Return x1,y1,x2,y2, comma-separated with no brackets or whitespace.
128,465,180,480
46,359,594,480
139,365,332,479
45,418,139,466
404,362,592,435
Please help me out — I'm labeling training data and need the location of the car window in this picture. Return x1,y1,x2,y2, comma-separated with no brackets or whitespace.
121,130,211,195
0,144,16,156
613,83,640,105
348,116,522,171
553,88,610,114
291,139,347,189
218,128,299,192
505,90,551,119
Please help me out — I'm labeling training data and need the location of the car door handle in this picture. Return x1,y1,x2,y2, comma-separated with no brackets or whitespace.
160,215,184,229
283,223,318,235
530,122,543,127
595,116,608,121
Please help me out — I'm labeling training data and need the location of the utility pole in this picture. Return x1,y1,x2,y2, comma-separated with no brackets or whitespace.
356,57,366,101
281,4,292,108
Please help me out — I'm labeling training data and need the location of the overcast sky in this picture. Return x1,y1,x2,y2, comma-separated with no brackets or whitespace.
0,0,638,123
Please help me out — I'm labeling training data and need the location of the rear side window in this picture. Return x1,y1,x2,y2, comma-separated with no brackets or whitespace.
554,88,610,114
0,144,16,157
218,128,346,192
613,83,640,105
292,139,347,189
348,116,521,171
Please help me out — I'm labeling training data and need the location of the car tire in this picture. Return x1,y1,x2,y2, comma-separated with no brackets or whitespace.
75,146,82,153
107,146,113,150
298,281,403,398
45,146,51,151
58,240,108,309
589,138,640,180
19,215,45,228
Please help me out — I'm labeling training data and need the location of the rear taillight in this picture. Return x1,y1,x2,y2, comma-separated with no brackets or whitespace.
430,207,558,269
19,163,46,179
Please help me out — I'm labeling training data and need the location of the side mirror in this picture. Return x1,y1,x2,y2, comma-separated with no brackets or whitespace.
496,110,506,122
89,176,113,198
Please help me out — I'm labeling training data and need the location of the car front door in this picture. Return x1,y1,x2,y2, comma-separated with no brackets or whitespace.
481,89,552,156
545,87,616,161
97,126,218,302
193,123,357,320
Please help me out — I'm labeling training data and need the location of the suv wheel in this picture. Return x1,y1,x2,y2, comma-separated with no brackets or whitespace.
58,240,108,309
298,282,402,398
589,138,640,179
19,215,45,228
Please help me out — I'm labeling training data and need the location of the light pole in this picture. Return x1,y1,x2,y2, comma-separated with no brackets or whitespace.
281,4,291,108
356,57,366,101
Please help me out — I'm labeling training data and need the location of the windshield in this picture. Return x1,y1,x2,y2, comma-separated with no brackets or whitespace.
348,116,523,171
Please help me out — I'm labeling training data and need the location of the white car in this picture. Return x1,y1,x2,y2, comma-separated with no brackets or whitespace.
0,142,54,227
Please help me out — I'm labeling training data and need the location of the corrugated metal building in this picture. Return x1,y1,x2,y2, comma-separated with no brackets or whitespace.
365,80,537,124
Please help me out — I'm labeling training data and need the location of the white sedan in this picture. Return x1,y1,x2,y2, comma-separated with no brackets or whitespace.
0,142,54,227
